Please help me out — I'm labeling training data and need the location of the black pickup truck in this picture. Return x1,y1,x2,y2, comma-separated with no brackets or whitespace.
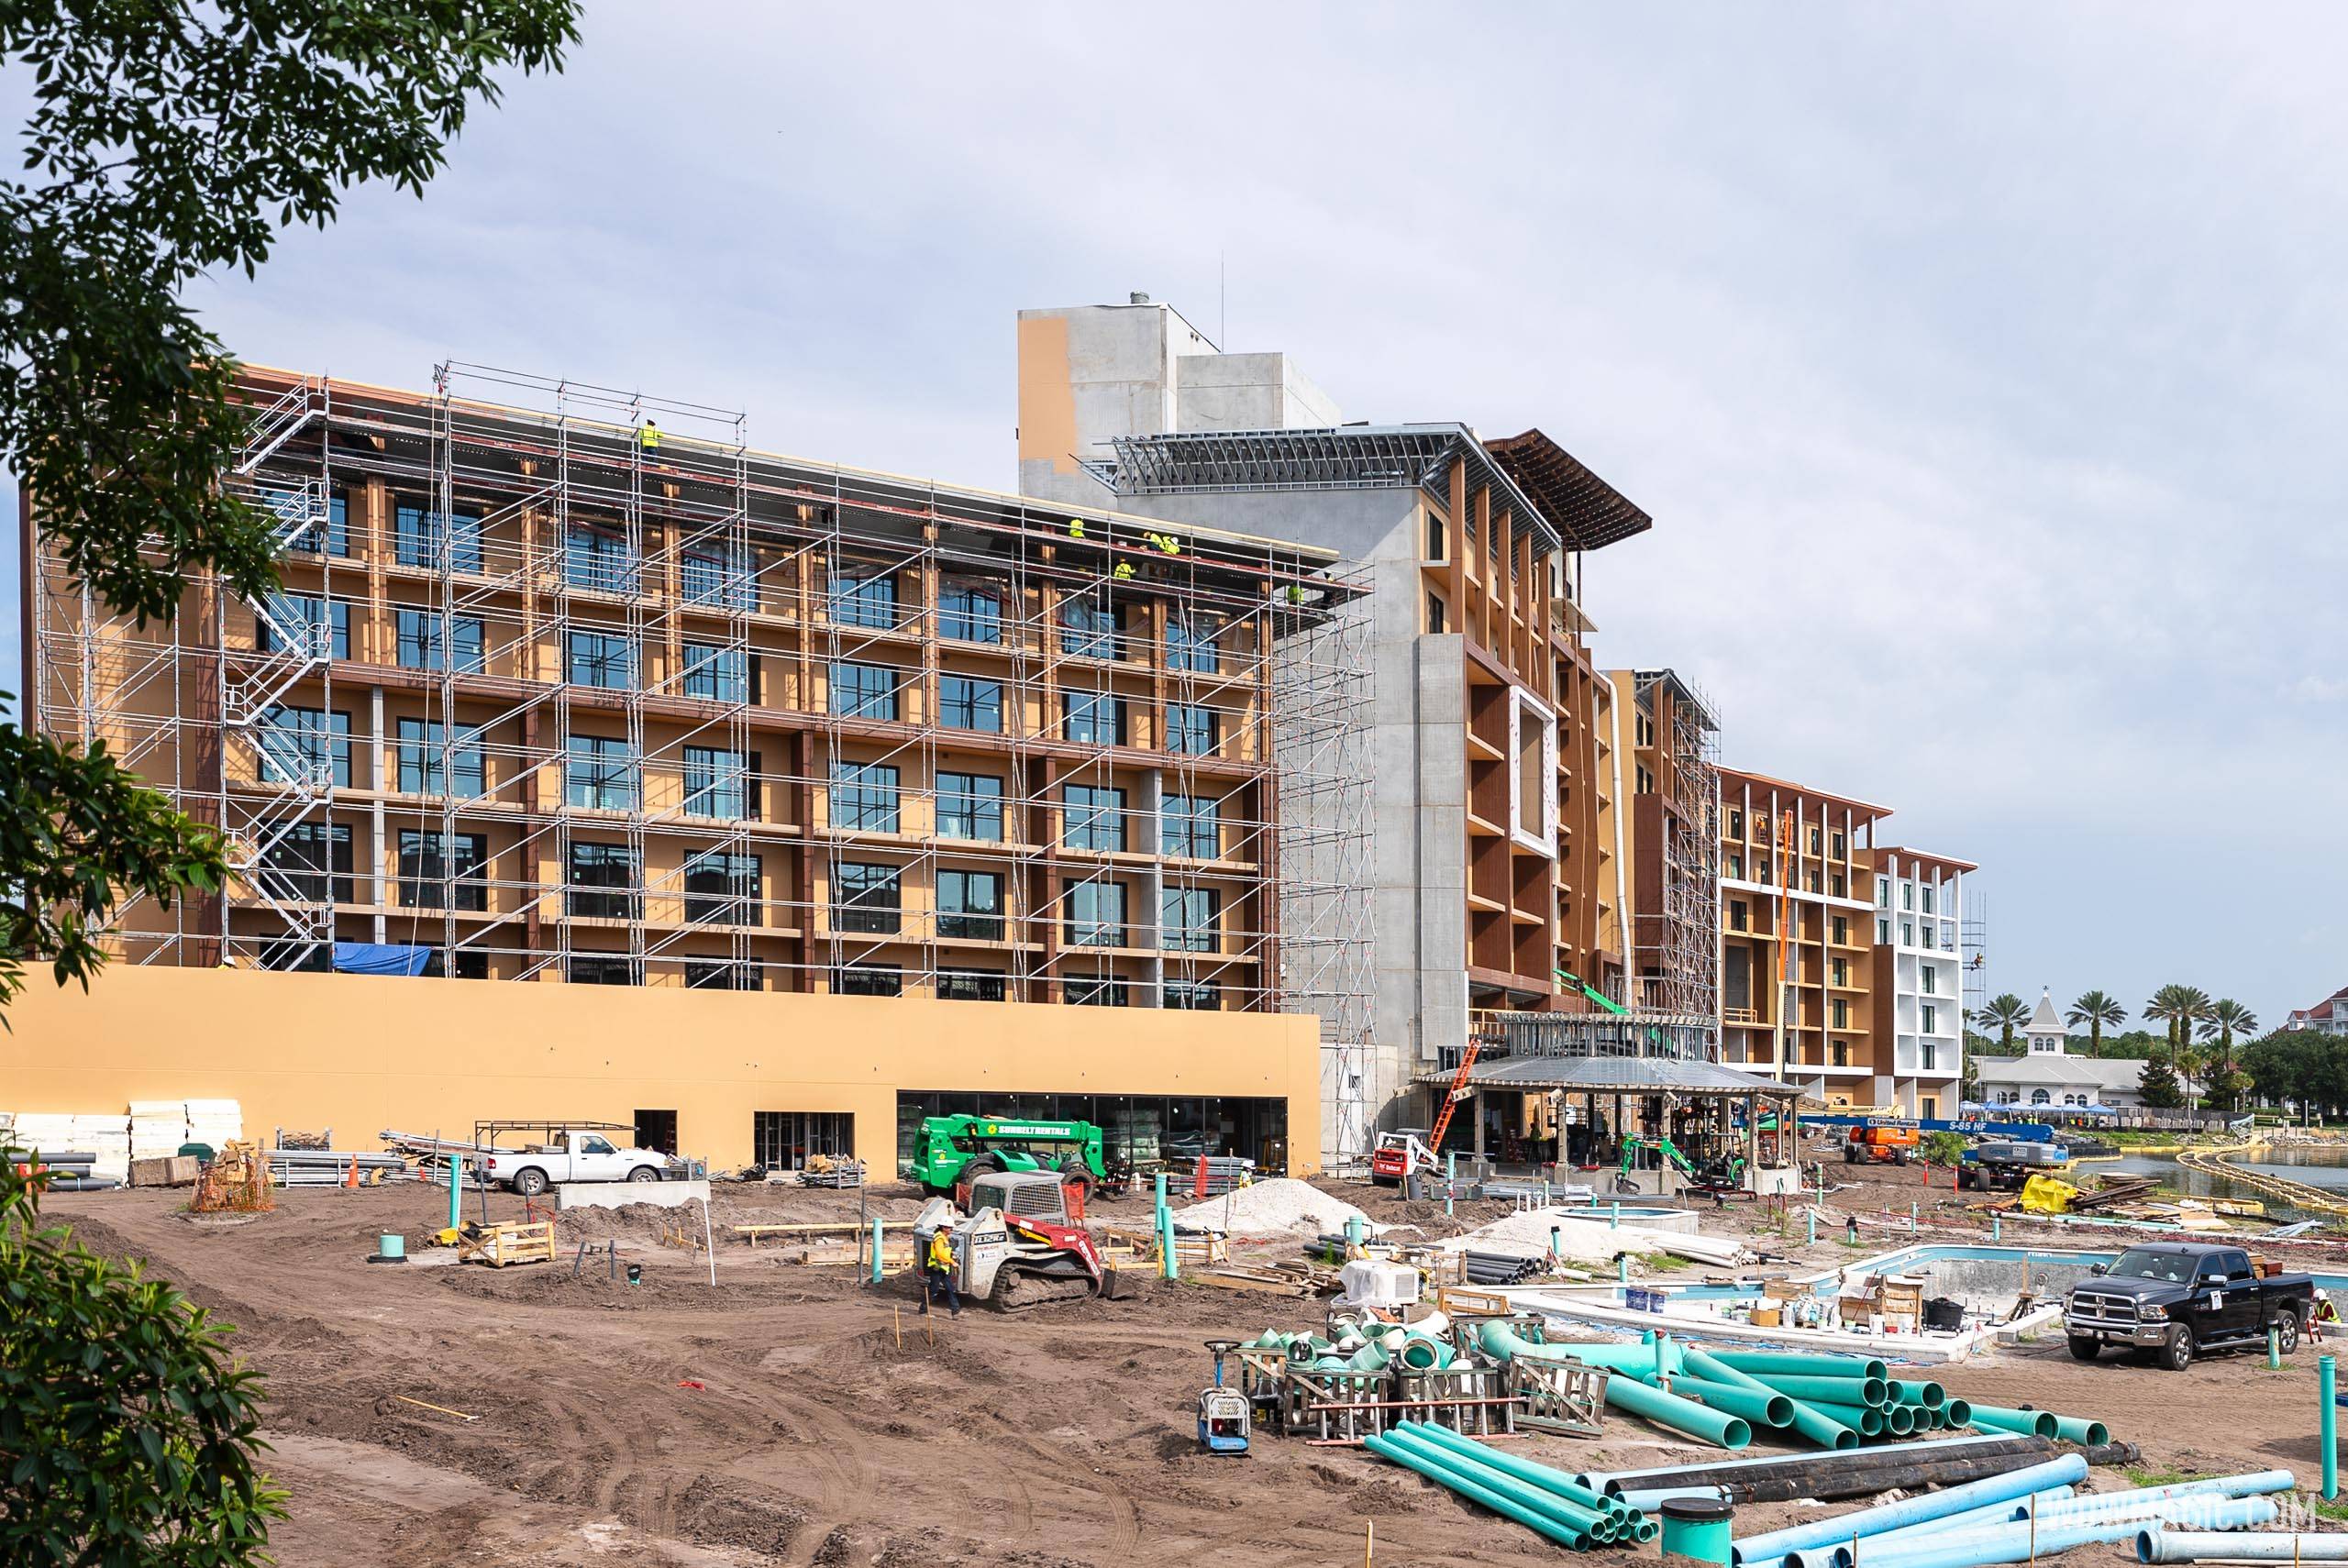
2064,1242,2316,1371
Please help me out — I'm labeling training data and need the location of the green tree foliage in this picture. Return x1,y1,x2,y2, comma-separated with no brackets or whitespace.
0,1,578,1012
0,1162,284,1561
2197,999,2259,1113
2138,1056,2185,1110
2240,1032,2348,1120
1921,1130,1969,1167
1974,992,2030,1051
0,5,577,1559
2066,989,2127,1053
2143,985,2214,1097
0,723,224,1010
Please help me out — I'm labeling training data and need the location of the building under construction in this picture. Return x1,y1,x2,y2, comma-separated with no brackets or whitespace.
1017,298,1708,1164
13,363,1371,1172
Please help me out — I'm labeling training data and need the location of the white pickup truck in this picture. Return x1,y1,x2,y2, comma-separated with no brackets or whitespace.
481,1130,671,1196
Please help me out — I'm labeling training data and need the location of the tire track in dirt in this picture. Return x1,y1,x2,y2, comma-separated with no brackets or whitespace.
986,1416,1143,1553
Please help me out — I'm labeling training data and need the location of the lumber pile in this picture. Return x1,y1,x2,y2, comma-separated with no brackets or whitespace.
458,1220,554,1268
2067,1175,2158,1212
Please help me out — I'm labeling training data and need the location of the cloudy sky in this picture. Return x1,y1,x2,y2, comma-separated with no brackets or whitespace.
8,4,2341,1028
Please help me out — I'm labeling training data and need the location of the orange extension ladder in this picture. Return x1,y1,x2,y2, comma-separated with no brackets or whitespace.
1427,1038,1483,1156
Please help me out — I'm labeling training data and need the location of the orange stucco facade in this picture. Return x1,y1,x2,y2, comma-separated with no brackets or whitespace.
0,966,1323,1174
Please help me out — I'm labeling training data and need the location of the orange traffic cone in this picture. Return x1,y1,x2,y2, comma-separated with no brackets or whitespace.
345,1154,360,1190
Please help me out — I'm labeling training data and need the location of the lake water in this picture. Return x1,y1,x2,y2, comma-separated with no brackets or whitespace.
2103,1143,2348,1223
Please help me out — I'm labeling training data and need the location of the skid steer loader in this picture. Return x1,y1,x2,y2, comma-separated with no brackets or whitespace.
912,1171,1126,1312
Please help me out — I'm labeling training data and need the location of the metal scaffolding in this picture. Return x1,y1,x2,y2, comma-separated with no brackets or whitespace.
1636,668,1722,1056
29,363,1373,1041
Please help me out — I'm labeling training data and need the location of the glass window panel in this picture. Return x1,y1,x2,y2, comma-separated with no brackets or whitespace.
936,772,1002,842
564,734,639,810
941,675,1002,733
936,868,1003,940
831,761,900,833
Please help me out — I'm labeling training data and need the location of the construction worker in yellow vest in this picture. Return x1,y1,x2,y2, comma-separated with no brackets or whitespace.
638,419,660,456
921,1225,960,1318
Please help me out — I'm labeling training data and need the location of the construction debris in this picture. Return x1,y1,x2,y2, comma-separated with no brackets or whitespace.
1170,1177,1371,1238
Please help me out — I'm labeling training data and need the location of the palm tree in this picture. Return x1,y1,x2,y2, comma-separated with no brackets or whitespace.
2198,999,2259,1113
2143,986,2215,1100
2066,989,2127,1055
1974,993,2030,1052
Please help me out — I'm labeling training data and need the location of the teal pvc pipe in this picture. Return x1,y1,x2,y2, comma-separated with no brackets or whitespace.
1806,1398,1887,1436
1965,1403,2061,1440
2048,1413,2110,1446
1486,1320,1669,1374
1665,1374,1797,1429
1158,1204,1179,1282
1888,1380,1947,1409
1766,1374,1889,1408
1941,1399,1973,1430
869,1218,883,1284
1397,1334,1454,1371
1384,1426,1611,1530
1603,1370,1752,1450
1885,1404,1918,1436
1660,1500,1735,1565
1684,1347,1858,1451
1398,1421,1623,1518
1726,1452,2088,1564
1710,1350,1889,1382
447,1147,461,1230
1347,1340,1390,1372
2326,1353,2340,1500
1366,1430,1593,1548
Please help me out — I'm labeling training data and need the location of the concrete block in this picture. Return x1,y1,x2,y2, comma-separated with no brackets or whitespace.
557,1178,710,1211
129,1154,201,1188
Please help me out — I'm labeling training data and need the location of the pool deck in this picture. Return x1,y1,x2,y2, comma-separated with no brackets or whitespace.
1503,1242,2117,1364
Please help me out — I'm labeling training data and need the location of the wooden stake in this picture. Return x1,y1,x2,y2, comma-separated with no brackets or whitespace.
393,1395,479,1423
1365,1519,1373,1568
892,1304,903,1349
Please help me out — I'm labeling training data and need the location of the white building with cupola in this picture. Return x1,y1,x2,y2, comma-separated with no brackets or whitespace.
1971,988,2149,1110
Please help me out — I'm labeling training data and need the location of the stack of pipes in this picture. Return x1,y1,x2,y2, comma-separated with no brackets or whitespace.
1365,1419,1659,1551
1728,1463,2293,1568
1507,1336,2114,1455
266,1148,407,1187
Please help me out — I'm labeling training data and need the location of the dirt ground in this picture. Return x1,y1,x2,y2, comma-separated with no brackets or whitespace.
41,1154,2348,1568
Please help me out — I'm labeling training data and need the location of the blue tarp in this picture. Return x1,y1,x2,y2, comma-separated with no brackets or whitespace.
1799,1112,2058,1142
332,943,432,977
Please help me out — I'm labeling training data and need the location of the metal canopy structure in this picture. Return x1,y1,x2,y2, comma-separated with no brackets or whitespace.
1418,1051,1798,1099
1086,424,1566,556
1482,429,1654,553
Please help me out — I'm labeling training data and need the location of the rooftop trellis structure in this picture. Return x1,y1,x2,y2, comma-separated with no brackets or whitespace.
28,366,1372,1039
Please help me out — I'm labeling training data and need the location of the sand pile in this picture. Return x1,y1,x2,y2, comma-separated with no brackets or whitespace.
1435,1206,1671,1264
1169,1178,1372,1238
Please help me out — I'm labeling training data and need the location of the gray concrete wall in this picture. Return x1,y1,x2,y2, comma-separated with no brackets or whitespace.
1071,485,1444,1153
1175,351,1344,433
1017,303,1219,507
1017,302,1342,506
